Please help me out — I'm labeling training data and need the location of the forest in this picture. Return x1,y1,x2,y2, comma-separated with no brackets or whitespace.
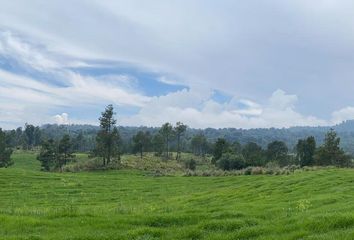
1,105,352,174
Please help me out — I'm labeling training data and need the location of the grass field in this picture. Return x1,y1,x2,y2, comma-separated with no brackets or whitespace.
2,153,354,239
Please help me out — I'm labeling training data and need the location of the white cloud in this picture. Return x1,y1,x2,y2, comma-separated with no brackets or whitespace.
0,32,152,129
120,89,328,129
268,89,298,110
2,0,354,112
53,113,69,125
331,107,354,124
1,2,354,128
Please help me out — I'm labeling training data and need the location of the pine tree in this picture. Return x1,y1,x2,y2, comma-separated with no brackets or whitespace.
58,134,74,168
0,128,13,168
159,123,174,159
37,139,57,171
174,122,187,160
96,105,121,166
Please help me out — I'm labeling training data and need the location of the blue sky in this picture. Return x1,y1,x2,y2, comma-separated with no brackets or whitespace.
1,0,354,129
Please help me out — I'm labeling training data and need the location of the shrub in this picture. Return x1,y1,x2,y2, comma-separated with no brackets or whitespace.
244,167,252,175
62,157,121,172
265,161,279,169
185,159,197,171
0,129,13,168
217,153,245,171
251,167,263,175
284,165,300,173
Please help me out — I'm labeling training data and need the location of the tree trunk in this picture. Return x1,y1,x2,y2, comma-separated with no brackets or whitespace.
166,136,169,159
176,135,180,160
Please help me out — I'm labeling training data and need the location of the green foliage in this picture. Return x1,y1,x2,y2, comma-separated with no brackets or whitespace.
267,140,289,166
133,131,152,159
38,135,75,171
191,133,209,157
96,105,121,166
37,139,57,171
58,134,75,167
314,129,351,167
232,141,242,154
5,152,354,239
212,138,229,164
9,119,354,156
216,153,245,170
159,122,174,159
0,128,13,168
184,159,197,171
296,136,316,166
23,124,41,149
174,122,187,160
242,142,265,166
152,133,164,156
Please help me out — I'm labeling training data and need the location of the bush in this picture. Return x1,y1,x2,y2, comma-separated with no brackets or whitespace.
244,167,252,175
251,167,263,175
62,158,121,172
217,153,246,171
0,128,13,168
0,149,13,168
185,159,197,171
284,165,300,173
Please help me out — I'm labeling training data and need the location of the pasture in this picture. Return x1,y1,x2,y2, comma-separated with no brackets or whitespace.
1,152,354,239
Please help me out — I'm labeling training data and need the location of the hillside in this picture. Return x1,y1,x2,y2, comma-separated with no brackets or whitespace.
40,120,354,153
2,152,354,239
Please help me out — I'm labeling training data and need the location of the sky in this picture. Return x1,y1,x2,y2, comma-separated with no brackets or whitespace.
1,0,354,129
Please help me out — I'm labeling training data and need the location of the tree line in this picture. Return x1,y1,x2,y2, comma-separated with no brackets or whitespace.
211,129,351,171
0,105,352,171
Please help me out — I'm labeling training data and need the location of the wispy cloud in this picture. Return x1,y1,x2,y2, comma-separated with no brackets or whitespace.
1,1,354,129
120,88,328,129
0,30,152,128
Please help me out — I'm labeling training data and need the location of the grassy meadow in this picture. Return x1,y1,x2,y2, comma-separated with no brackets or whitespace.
2,152,354,239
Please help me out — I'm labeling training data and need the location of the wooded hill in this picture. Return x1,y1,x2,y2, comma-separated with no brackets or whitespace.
34,120,354,154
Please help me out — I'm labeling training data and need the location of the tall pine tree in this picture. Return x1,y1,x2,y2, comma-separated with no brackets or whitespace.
96,105,121,166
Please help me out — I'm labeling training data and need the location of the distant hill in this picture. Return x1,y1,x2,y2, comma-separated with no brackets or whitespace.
40,120,354,154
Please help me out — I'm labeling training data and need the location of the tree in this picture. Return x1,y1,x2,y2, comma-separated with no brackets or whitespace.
315,129,350,167
267,141,289,166
96,105,121,166
159,123,174,159
296,136,316,167
133,131,151,159
5,130,17,148
34,126,42,146
174,122,187,160
15,127,23,147
185,159,197,171
24,123,35,149
73,132,84,152
217,153,245,171
0,128,13,168
212,138,229,164
37,139,57,171
152,133,164,156
58,134,75,168
242,142,265,166
191,133,209,157
232,141,242,155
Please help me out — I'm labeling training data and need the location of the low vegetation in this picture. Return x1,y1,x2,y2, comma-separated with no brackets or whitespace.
2,152,354,239
1,105,354,239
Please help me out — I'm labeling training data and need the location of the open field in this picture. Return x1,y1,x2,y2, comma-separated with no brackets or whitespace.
2,153,354,239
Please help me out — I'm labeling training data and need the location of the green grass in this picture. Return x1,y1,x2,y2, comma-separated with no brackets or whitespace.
2,152,354,239
63,152,212,173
